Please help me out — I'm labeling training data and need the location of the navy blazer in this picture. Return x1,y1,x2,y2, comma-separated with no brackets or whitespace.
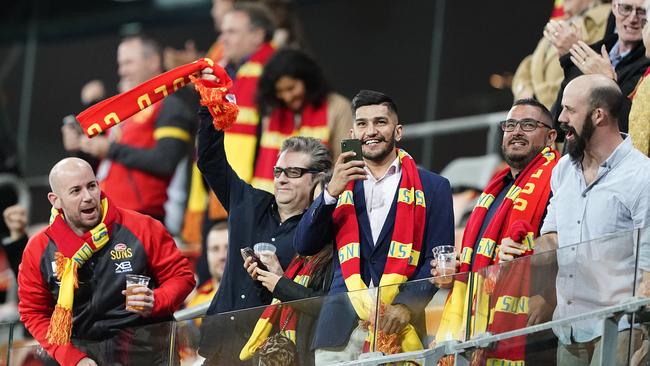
293,167,455,349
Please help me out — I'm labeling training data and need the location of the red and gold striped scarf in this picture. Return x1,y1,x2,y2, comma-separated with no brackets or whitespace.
333,149,425,354
251,102,330,192
76,58,220,137
224,42,275,183
240,255,317,360
436,147,558,366
44,194,118,345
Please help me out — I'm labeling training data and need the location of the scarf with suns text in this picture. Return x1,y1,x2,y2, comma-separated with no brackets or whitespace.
436,147,558,366
44,194,118,345
333,148,425,354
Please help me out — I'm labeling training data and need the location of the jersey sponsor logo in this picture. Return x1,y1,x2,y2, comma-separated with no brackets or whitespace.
115,261,133,273
110,243,133,260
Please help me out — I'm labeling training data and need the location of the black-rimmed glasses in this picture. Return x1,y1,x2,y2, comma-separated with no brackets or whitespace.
500,119,552,132
273,166,320,178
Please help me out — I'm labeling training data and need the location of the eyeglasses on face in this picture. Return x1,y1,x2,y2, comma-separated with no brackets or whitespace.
500,119,552,132
273,166,320,178
617,2,647,19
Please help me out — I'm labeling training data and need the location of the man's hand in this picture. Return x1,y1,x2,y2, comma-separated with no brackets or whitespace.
499,237,526,263
429,258,459,289
80,80,106,105
544,19,582,56
326,151,367,198
379,304,411,335
76,357,98,366
527,295,554,326
200,67,220,82
122,286,154,317
570,42,616,80
80,135,111,159
255,268,282,293
3,205,27,241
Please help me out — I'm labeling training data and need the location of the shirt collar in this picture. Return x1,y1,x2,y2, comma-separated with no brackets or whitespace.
600,133,633,170
365,156,401,182
609,41,631,66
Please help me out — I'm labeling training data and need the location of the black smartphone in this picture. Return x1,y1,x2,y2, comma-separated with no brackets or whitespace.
240,247,269,272
341,139,363,163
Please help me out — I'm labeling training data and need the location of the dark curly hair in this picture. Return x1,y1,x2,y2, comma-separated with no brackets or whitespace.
256,49,331,116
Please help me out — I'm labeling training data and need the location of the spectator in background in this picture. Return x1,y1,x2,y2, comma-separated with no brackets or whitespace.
164,0,306,71
434,99,559,366
294,90,454,363
196,65,332,365
251,49,353,192
63,35,195,226
185,221,228,314
502,75,650,365
1,204,28,277
628,2,650,156
219,2,275,184
550,0,650,133
512,0,611,109
61,80,106,171
18,158,195,366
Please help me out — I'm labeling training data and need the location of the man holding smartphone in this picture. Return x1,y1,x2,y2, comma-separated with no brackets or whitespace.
294,90,455,363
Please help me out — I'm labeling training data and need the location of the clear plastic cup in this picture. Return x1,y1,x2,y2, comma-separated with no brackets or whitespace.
432,245,456,285
125,274,150,312
253,242,276,254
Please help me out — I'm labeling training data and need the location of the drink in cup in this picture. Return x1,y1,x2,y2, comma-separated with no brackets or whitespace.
125,274,150,312
433,245,456,285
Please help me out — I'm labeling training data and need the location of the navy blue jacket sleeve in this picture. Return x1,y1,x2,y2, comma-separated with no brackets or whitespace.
394,173,455,315
293,192,337,256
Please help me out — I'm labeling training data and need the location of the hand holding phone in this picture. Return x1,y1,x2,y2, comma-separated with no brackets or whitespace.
340,139,363,163
240,247,269,272
326,139,367,198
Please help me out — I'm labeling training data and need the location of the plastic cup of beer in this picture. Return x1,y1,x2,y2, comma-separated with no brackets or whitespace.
125,274,150,312
432,245,456,285
253,242,276,254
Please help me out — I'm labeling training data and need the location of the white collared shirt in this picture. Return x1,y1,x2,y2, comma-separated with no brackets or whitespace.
324,157,402,245
541,135,650,344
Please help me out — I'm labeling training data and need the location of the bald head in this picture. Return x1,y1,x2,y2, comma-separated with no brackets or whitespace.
566,75,623,121
49,158,96,194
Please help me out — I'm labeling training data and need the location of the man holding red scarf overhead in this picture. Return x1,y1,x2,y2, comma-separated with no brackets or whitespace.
434,99,559,366
294,90,455,364
17,158,195,366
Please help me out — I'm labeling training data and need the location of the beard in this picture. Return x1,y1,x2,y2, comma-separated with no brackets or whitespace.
502,139,544,173
563,114,595,163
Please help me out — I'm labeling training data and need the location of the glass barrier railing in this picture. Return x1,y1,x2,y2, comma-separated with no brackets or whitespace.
4,227,650,365
0,322,13,365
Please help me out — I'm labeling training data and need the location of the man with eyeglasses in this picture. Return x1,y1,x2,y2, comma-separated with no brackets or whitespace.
194,66,332,365
551,0,650,134
293,90,455,363
433,99,559,366
503,75,650,365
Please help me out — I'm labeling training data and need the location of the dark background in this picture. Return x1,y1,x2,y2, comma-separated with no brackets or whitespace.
0,0,552,222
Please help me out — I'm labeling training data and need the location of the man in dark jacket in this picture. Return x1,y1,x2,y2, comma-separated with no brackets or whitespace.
294,90,455,363
196,65,333,366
